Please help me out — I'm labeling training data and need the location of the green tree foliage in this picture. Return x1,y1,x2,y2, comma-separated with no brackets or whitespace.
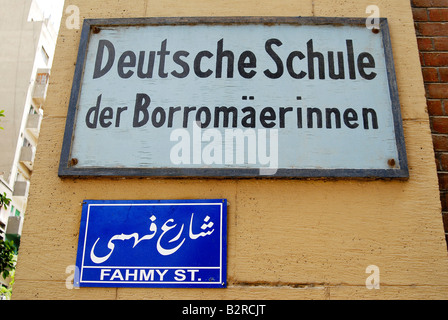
0,240,16,279
0,192,11,210
0,110,4,130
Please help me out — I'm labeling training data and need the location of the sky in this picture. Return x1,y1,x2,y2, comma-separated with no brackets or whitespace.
35,0,65,31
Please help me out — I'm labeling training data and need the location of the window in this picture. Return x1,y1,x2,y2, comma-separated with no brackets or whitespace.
22,138,31,147
36,72,49,85
9,203,20,217
41,47,49,65
29,105,37,114
0,220,5,235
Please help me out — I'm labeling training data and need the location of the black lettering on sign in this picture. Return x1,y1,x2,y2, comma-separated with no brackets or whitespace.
93,40,115,79
263,38,283,79
133,93,151,127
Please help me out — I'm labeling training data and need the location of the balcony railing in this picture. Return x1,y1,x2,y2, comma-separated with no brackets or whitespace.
5,216,22,236
13,181,29,198
32,68,50,106
26,113,42,139
19,146,36,171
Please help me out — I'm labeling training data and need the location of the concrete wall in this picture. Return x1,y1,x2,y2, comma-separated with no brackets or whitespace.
12,0,448,299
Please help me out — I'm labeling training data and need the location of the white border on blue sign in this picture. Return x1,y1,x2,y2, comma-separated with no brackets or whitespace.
77,200,226,287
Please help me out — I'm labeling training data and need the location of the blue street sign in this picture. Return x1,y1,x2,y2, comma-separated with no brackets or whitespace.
75,199,227,288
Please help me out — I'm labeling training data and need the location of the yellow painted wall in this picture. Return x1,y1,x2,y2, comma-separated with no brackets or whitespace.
12,0,448,299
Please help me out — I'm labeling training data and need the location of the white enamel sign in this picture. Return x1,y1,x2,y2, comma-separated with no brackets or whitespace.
59,17,408,178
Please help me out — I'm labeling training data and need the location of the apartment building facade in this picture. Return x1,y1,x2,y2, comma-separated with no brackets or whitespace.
0,0,56,288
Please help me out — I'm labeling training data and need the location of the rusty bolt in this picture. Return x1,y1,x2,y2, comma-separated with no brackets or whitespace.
92,26,101,34
372,28,380,34
387,159,396,167
69,158,78,166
